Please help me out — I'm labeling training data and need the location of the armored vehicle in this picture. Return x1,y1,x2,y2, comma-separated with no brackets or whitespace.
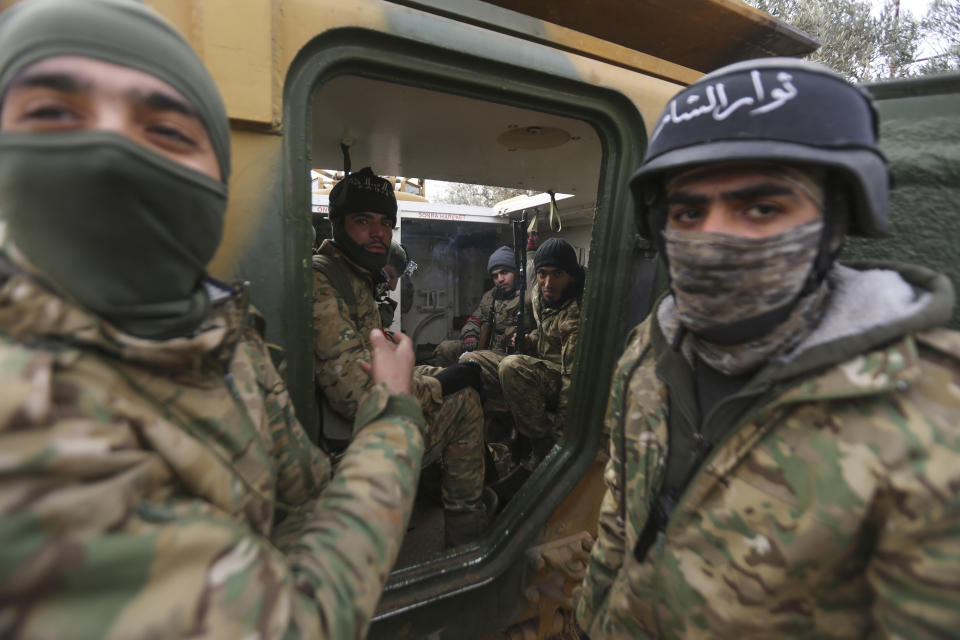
6,0,955,637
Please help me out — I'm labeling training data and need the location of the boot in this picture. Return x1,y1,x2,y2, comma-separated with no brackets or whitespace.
490,436,554,507
444,488,498,548
489,463,530,507
527,436,555,470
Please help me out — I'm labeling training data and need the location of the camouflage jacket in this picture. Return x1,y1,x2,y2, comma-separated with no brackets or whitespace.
0,271,425,640
578,262,960,639
313,240,443,420
460,287,522,352
526,283,581,414
530,283,580,370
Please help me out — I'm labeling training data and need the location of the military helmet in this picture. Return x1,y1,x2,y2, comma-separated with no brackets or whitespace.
387,240,409,272
630,57,890,239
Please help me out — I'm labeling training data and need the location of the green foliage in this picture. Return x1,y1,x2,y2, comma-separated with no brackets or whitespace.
919,0,960,73
748,0,928,81
427,181,535,208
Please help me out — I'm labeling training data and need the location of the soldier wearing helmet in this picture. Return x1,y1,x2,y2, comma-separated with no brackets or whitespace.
376,240,414,327
578,58,960,638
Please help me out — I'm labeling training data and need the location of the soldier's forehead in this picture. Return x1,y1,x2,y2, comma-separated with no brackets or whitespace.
665,161,818,192
347,210,392,219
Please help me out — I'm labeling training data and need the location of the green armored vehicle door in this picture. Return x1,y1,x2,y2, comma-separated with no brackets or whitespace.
281,22,648,639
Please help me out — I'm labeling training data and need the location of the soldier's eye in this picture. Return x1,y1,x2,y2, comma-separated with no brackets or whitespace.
745,202,782,219
668,207,703,225
20,101,80,125
148,123,198,148
27,105,72,120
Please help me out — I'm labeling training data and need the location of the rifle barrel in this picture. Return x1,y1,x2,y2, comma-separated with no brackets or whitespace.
512,212,528,355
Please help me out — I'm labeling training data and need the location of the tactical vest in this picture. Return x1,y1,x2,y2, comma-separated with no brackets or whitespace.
311,253,361,448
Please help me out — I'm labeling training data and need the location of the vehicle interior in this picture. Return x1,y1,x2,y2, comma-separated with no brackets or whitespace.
309,73,605,564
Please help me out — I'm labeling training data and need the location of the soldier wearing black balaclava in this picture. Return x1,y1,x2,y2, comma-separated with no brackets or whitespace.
312,169,495,548
328,167,398,274
0,1,428,638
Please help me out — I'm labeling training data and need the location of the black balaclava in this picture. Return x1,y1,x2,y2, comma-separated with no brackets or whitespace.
328,167,397,275
533,237,584,305
0,0,231,340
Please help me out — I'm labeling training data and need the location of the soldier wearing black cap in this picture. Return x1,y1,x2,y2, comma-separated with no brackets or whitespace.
497,237,584,473
312,168,494,548
578,58,960,638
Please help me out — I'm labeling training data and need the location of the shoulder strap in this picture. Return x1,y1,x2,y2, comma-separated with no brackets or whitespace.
312,254,360,327
615,323,655,525
915,327,960,361
310,254,365,448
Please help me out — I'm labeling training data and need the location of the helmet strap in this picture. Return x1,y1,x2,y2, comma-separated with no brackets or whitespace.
802,173,847,297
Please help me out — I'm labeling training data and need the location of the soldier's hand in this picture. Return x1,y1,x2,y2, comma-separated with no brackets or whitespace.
462,335,478,351
359,329,414,396
525,334,536,352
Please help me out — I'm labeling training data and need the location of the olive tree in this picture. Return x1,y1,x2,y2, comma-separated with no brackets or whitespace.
919,0,960,73
427,181,535,208
749,0,921,81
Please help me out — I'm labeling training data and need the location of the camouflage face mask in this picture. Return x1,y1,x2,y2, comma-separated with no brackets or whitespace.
664,219,829,374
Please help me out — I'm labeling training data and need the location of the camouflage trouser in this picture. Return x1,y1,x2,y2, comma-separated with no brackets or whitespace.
433,339,462,367
412,367,485,513
459,349,509,414
498,355,561,440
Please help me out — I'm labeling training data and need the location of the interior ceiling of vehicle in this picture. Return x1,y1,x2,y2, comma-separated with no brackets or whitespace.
311,75,604,223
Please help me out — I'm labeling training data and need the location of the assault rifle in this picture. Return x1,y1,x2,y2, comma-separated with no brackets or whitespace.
477,304,494,350
511,210,528,354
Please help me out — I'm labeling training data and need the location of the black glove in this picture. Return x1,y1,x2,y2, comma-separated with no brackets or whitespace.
433,361,483,397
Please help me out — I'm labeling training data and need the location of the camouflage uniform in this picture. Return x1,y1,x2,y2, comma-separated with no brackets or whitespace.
499,283,581,440
457,288,532,409
313,240,486,512
433,338,463,367
0,271,426,640
577,262,960,639
434,286,522,367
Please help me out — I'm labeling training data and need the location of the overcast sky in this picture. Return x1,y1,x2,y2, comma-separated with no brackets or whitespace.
871,0,937,57
890,0,933,18
871,0,932,19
